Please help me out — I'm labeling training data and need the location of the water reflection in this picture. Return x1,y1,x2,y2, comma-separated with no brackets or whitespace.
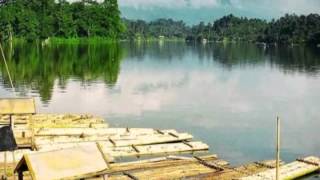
1,42,320,103
0,42,123,102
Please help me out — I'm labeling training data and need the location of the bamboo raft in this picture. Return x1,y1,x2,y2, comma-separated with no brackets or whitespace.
0,99,319,179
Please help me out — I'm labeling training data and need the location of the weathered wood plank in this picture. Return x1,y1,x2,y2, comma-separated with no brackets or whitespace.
34,128,175,137
109,155,227,172
35,132,193,151
0,98,36,115
15,144,109,180
198,160,279,180
0,141,209,164
34,129,188,145
0,114,106,127
61,155,227,180
99,141,209,158
108,163,215,180
33,123,109,128
240,156,320,180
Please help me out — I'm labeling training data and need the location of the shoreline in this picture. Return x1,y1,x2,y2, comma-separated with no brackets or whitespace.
3,37,319,47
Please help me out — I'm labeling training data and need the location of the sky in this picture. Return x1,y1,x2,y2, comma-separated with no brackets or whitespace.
118,0,320,24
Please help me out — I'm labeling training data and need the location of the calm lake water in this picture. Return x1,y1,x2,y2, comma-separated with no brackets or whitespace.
1,42,320,178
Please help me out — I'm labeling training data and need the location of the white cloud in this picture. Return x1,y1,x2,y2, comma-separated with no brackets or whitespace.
119,0,220,9
119,0,320,15
242,0,320,15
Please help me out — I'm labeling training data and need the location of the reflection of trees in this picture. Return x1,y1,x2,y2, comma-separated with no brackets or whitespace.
0,42,123,102
122,41,187,61
210,43,265,67
198,43,320,74
123,41,320,75
266,46,320,75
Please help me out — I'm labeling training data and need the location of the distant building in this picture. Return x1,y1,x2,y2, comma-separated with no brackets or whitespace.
202,38,208,44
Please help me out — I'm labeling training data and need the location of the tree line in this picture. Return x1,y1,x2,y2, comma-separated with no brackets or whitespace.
0,0,319,45
124,14,320,45
0,0,124,41
121,18,189,40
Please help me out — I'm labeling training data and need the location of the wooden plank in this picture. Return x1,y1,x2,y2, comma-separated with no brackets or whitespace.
34,128,171,136
0,98,36,115
197,160,279,180
34,130,191,147
30,114,104,123
0,114,106,127
86,156,228,180
30,114,107,128
240,156,320,180
109,155,226,172
109,163,215,180
15,144,109,180
33,123,109,128
0,141,209,164
99,141,209,158
35,132,193,151
61,155,227,180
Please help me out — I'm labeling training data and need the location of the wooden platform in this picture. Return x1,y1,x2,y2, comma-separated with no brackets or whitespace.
1,113,319,180
1,113,212,179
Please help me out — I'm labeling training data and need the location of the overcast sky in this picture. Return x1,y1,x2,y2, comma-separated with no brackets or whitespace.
118,0,320,24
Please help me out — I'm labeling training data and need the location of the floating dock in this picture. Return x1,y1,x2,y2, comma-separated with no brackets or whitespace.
0,99,319,179
0,113,319,180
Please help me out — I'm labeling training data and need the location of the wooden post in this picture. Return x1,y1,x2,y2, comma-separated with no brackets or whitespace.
12,151,16,180
10,115,16,180
18,171,23,180
10,115,14,129
4,151,7,179
276,117,281,180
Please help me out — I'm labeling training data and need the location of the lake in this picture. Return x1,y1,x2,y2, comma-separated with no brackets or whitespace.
0,42,320,178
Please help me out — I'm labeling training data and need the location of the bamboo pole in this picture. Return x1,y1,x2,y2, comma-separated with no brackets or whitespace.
12,151,16,180
0,41,15,92
4,151,7,179
276,116,281,180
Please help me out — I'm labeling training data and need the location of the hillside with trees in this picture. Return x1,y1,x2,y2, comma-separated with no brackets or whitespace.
0,0,319,45
0,0,124,41
263,14,320,44
121,18,190,40
124,14,320,45
186,14,267,42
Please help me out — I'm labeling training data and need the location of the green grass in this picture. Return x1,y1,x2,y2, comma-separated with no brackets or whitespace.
5,37,118,45
126,37,185,42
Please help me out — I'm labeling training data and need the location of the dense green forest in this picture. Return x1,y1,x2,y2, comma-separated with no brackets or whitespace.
121,18,189,40
0,0,124,41
0,0,319,44
124,14,320,44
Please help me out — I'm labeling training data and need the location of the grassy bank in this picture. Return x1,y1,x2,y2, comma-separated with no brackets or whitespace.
48,37,118,44
122,36,185,42
2,37,118,45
